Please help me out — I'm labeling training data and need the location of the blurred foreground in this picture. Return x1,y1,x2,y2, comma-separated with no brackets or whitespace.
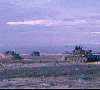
0,63,100,89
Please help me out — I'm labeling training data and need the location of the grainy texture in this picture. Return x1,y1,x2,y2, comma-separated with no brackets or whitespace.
0,63,100,89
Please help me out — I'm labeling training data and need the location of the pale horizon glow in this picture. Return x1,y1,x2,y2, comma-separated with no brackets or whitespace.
90,32,100,34
7,19,100,26
7,19,87,26
83,32,100,34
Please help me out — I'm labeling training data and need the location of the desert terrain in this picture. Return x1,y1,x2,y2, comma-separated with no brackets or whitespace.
0,62,100,89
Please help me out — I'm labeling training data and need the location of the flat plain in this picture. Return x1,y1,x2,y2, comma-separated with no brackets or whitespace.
0,62,100,89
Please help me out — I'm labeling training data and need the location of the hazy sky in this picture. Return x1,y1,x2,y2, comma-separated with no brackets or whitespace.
1,0,100,47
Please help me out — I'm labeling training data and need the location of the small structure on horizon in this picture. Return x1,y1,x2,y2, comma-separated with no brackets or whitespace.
30,51,40,57
65,45,88,63
3,51,21,60
64,45,100,63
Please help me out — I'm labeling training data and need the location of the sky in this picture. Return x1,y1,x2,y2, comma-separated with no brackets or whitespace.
1,0,100,48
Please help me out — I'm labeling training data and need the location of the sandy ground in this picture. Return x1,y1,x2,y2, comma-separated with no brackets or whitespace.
0,76,100,89
0,62,100,89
